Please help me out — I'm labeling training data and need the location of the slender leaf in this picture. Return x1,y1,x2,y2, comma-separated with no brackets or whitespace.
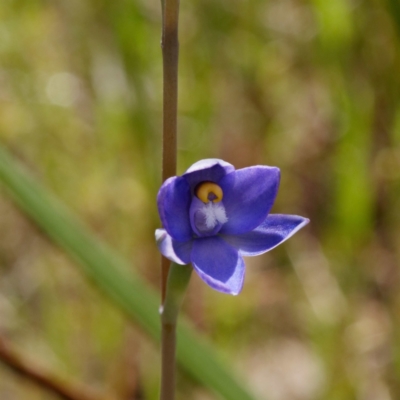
0,145,257,400
386,0,400,41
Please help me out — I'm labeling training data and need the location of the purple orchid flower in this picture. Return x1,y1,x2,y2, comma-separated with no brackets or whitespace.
155,159,309,295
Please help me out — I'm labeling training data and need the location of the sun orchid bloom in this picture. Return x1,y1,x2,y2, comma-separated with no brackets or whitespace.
156,159,309,295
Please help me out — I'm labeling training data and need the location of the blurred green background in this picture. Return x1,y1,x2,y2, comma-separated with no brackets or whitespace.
1,0,400,399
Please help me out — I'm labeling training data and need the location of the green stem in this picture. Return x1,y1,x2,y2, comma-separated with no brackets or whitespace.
160,263,192,400
160,0,184,398
160,0,180,301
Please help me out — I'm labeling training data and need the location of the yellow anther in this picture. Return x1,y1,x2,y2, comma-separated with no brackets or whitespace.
196,181,223,203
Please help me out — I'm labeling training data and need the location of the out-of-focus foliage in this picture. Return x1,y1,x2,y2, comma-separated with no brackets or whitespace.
0,0,400,399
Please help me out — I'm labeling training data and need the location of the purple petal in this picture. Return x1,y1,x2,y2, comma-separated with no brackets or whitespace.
219,166,280,235
157,176,192,241
183,159,235,189
155,229,193,264
191,236,245,295
221,214,309,256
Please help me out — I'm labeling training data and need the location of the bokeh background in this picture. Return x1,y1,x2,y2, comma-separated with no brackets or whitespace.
1,0,400,399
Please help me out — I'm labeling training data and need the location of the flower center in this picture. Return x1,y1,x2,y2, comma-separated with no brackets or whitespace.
190,182,228,236
195,202,228,232
195,181,223,203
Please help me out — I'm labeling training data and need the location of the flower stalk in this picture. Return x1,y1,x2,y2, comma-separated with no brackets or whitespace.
160,263,192,400
161,0,180,301
160,0,181,397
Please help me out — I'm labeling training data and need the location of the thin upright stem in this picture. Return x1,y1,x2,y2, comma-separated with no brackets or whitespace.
160,263,192,400
160,0,181,398
160,322,176,400
161,0,180,302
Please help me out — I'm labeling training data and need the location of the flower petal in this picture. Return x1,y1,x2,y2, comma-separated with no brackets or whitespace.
221,214,309,256
191,236,245,295
183,159,235,188
157,176,192,241
219,166,281,235
155,229,193,264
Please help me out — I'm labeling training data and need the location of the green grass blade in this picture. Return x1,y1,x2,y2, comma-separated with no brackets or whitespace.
386,0,400,40
0,145,257,400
